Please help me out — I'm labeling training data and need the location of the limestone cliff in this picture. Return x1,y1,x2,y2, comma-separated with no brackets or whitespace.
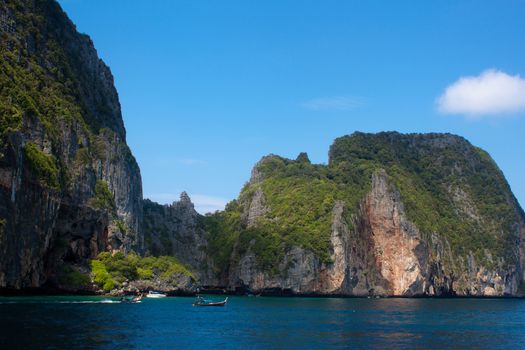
0,0,142,290
1,1,523,298
142,193,216,285
203,132,525,296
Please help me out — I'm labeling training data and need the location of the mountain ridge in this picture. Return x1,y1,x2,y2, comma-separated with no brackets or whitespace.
1,1,524,297
187,131,525,296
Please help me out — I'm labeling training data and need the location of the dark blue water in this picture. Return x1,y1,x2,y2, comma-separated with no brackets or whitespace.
1,296,524,349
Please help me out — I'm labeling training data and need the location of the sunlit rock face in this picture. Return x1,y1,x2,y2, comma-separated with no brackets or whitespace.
198,133,525,297
1,2,524,298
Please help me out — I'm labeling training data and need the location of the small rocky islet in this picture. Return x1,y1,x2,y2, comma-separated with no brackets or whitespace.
1,0,524,298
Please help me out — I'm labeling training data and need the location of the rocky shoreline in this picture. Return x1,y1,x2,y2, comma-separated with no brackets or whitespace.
1,1,525,299
2,287,525,299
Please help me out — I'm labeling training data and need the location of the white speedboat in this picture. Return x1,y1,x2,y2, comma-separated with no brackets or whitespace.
146,291,167,298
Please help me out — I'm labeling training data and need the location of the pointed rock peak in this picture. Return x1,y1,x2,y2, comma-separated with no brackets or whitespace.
174,191,195,211
250,155,277,184
250,154,288,183
296,152,310,163
250,165,264,184
180,191,192,204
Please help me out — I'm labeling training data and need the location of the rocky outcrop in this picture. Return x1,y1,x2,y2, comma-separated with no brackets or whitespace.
220,168,525,296
322,200,348,292
0,0,142,290
142,193,215,284
356,170,426,295
227,246,318,293
224,170,418,295
200,133,525,297
242,188,270,229
111,274,197,296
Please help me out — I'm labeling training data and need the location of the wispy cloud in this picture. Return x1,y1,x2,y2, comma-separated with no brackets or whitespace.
191,195,228,214
146,193,228,214
301,95,365,111
437,69,525,119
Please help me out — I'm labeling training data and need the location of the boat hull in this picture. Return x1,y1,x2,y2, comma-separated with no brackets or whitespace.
147,292,167,298
193,297,228,306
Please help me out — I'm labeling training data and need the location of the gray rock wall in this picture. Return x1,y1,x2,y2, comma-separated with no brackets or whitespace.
142,194,215,285
0,0,143,289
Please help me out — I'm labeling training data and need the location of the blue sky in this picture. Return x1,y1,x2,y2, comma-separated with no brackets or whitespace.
58,0,525,213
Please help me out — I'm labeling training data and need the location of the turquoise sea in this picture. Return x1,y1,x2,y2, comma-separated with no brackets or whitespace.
0,296,524,349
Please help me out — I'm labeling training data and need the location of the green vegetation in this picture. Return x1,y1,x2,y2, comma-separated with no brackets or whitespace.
204,201,243,276
330,132,518,267
1,0,136,205
90,252,194,291
115,220,128,234
0,0,123,141
89,180,115,211
205,153,374,274
90,259,115,292
205,132,521,275
0,103,22,136
23,142,59,189
137,267,153,280
1,13,83,140
74,148,91,166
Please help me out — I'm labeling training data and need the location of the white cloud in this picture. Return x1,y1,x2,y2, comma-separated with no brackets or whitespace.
302,95,365,111
146,193,228,215
437,69,525,118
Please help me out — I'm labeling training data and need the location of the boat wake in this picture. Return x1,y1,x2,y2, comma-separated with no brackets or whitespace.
0,299,123,304
58,299,121,304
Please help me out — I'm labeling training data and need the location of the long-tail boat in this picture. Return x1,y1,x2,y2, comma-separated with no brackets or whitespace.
192,295,228,306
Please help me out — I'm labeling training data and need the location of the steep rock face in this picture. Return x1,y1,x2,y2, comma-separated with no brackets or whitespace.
359,171,426,295
337,134,525,297
225,169,524,296
225,170,426,296
203,133,525,296
227,201,350,294
242,187,269,229
322,200,348,292
0,0,142,289
227,246,318,293
142,194,215,284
